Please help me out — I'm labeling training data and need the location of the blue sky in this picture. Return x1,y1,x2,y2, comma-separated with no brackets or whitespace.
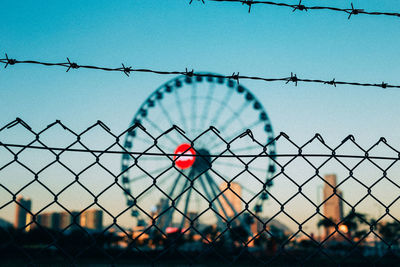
1,0,399,143
1,0,400,232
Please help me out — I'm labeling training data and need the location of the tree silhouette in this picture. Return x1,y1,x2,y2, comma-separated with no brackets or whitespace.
229,225,249,248
317,212,369,243
378,221,400,245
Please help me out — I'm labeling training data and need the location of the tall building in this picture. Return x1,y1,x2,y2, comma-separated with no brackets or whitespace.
51,212,61,230
14,196,32,230
59,211,81,231
59,211,80,230
59,212,71,230
219,182,242,219
33,211,81,231
81,209,103,231
322,174,344,237
37,213,52,228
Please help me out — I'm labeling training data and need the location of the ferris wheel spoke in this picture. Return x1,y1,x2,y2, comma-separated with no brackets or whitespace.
209,119,263,150
174,86,189,132
157,172,183,229
190,81,197,135
195,174,224,226
241,184,257,197
209,87,234,129
205,172,249,229
131,136,155,146
157,99,177,129
142,116,180,147
179,183,193,230
204,172,239,217
199,174,230,220
162,175,190,230
226,145,262,154
218,101,250,134
213,160,265,173
199,83,216,131
167,172,184,199
129,165,172,183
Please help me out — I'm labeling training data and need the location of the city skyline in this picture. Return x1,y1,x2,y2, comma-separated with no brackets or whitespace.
6,172,377,241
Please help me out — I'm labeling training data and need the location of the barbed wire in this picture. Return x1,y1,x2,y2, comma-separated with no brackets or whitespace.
1,54,399,89
193,0,400,19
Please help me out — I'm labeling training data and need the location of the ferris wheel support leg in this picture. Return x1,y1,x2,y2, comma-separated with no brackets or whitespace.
205,172,249,232
201,174,231,223
197,174,225,228
159,172,184,230
179,186,193,230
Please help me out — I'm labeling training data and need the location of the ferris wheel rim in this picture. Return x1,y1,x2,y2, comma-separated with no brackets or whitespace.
121,72,277,227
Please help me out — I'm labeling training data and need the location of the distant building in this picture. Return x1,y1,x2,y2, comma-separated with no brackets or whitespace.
249,217,291,247
183,211,199,230
151,198,169,228
14,196,32,230
219,182,242,219
322,174,344,238
81,209,103,231
59,212,72,230
250,217,291,236
59,211,81,231
37,213,52,228
0,217,12,229
31,211,81,231
51,212,61,230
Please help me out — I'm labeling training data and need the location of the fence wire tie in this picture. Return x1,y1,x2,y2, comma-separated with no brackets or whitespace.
130,122,146,132
6,117,32,131
239,129,255,142
342,134,355,144
189,0,205,4
208,126,220,134
172,124,186,135
96,120,111,132
314,133,325,144
275,131,290,141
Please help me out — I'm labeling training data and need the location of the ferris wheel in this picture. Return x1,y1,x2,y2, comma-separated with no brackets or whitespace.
121,73,276,231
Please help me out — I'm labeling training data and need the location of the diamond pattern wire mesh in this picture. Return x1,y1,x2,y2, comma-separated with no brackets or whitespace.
0,118,400,266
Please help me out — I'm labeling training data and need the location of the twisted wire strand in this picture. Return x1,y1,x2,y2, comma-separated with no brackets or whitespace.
1,54,399,89
196,0,400,19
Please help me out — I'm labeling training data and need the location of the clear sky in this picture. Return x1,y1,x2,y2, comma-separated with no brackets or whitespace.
1,0,400,234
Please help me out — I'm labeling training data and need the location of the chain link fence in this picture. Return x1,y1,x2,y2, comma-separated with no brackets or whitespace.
0,118,399,266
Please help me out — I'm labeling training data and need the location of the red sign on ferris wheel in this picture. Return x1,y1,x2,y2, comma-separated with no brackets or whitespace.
173,143,196,170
